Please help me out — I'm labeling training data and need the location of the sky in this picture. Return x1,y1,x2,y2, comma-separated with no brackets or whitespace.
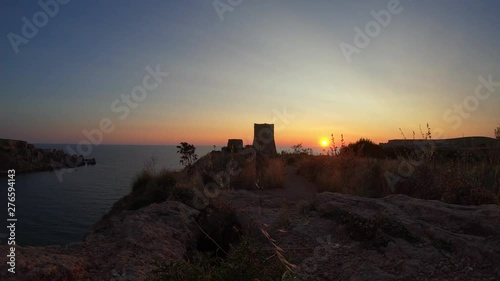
1,0,499,147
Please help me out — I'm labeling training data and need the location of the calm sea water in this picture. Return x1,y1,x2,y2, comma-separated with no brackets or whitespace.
0,144,320,246
1,145,210,246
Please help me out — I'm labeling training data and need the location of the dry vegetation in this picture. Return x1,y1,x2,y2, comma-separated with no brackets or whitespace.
103,152,294,281
103,168,195,215
101,140,499,281
293,140,500,205
295,154,391,198
189,150,286,191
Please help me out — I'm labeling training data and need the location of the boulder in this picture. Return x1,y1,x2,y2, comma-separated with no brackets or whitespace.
0,201,200,281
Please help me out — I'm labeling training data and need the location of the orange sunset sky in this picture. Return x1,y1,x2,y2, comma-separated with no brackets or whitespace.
1,1,499,148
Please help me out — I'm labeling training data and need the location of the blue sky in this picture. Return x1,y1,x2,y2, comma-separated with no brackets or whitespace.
1,0,499,146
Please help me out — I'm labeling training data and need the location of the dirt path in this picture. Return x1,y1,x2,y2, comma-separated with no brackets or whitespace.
219,165,320,230
260,165,319,201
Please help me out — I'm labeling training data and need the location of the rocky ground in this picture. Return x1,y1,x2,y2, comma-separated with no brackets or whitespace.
221,190,500,280
0,201,201,281
1,167,499,280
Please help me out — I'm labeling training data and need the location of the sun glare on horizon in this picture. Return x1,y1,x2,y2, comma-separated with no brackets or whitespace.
320,138,329,147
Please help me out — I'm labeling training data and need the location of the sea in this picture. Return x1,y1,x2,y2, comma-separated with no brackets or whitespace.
1,144,323,246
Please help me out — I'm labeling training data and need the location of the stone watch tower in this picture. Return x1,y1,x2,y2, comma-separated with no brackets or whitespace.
252,123,277,155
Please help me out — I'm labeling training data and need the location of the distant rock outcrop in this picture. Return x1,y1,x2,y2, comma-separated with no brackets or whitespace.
84,158,96,165
0,139,85,175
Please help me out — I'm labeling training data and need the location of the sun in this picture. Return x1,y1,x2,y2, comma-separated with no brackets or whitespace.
320,138,329,147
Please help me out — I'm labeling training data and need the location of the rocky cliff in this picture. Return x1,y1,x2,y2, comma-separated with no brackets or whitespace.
1,191,499,280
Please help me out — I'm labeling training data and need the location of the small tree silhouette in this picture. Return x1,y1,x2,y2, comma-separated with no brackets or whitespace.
176,142,198,168
291,143,312,155
495,126,500,139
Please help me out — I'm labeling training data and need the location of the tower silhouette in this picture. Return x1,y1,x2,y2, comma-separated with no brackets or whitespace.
252,123,277,155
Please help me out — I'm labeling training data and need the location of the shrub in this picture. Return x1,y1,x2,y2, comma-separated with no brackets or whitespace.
177,142,198,168
438,167,498,205
132,169,154,192
342,138,386,158
291,143,313,155
110,169,178,213
156,169,177,189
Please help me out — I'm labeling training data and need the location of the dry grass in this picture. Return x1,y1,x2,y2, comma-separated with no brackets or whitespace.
436,160,500,205
236,156,286,190
295,153,499,205
197,151,286,191
108,166,207,215
231,159,257,190
296,155,389,198
259,157,285,189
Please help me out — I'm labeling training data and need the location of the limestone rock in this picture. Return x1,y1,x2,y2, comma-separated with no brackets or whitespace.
1,188,499,280
0,201,199,281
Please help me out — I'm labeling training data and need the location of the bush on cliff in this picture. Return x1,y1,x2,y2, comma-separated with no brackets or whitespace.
108,169,180,214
